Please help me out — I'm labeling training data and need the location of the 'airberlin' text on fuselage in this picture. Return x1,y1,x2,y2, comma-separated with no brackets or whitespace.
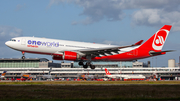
27,40,59,47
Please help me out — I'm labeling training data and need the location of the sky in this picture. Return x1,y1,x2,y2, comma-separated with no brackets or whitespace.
1,0,180,67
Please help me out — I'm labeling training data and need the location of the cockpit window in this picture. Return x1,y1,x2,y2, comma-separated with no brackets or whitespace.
10,39,16,42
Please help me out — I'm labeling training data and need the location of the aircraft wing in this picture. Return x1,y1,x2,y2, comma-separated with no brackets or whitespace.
78,40,143,57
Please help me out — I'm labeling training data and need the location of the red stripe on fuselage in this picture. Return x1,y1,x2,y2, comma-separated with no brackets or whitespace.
23,51,52,55
23,49,151,61
91,51,150,61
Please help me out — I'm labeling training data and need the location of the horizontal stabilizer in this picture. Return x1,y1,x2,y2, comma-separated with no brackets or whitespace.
149,50,175,56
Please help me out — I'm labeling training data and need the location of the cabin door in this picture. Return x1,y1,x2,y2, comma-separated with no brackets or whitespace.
21,38,26,45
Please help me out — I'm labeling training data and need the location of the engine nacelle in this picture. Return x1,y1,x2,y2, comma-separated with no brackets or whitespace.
62,51,81,61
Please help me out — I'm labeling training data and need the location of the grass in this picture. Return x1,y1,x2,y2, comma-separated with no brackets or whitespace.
1,80,180,85
0,81,180,100
0,85,180,100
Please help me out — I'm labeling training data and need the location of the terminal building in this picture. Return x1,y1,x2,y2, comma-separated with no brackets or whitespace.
0,58,179,80
0,58,61,68
74,61,148,68
0,58,148,68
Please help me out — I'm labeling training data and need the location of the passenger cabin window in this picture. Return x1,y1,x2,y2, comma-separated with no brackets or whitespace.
10,39,16,42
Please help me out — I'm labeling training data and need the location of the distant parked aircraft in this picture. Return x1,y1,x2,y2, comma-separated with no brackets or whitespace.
104,68,145,80
0,71,7,79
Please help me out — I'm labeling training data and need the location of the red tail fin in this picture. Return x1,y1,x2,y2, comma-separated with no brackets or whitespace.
139,25,172,51
105,68,111,75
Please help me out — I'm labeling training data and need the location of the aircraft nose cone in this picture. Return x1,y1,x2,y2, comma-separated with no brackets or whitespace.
5,41,8,45
5,41,10,46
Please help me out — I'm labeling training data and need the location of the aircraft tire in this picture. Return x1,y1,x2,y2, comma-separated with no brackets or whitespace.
83,64,88,68
22,56,25,60
78,61,84,65
90,65,95,69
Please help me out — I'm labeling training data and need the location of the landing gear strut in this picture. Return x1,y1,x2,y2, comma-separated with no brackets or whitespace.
21,51,25,60
78,61,96,69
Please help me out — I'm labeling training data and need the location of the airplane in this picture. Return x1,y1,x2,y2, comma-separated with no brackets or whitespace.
81,74,96,79
0,71,7,79
104,68,121,78
22,74,34,80
5,25,172,69
104,68,145,80
23,73,52,80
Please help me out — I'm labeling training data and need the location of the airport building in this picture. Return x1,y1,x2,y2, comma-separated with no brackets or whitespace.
74,61,148,68
0,58,179,80
1,67,180,80
0,58,61,68
0,58,147,68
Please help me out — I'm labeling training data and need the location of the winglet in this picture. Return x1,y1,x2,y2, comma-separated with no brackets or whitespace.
134,40,143,45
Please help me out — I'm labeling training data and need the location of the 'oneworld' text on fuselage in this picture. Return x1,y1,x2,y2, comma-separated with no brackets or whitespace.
27,40,59,47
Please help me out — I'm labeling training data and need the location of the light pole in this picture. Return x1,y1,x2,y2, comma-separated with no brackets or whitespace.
152,57,153,68
156,57,157,67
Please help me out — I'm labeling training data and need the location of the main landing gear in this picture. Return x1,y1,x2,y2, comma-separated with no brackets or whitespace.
21,51,25,60
78,61,95,69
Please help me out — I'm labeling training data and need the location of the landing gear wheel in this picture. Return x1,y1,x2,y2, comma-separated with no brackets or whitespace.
78,61,84,66
83,64,88,68
90,65,95,69
22,56,25,60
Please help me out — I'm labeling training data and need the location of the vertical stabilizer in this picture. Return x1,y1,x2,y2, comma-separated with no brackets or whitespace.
1,71,7,76
139,25,172,51
105,68,111,75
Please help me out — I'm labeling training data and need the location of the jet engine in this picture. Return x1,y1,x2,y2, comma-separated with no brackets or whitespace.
62,51,81,61
52,51,81,61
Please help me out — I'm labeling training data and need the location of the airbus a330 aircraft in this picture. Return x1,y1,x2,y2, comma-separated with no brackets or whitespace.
5,25,172,69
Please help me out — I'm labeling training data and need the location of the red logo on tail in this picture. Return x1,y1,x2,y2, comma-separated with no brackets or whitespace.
154,31,166,46
152,30,167,50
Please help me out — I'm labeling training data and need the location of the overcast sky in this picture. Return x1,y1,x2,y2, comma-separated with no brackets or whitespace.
1,0,180,67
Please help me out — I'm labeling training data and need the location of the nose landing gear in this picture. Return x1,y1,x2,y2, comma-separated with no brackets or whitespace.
21,51,25,60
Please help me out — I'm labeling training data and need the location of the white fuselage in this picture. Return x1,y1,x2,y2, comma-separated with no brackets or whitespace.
6,37,115,53
5,37,136,56
105,74,145,79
